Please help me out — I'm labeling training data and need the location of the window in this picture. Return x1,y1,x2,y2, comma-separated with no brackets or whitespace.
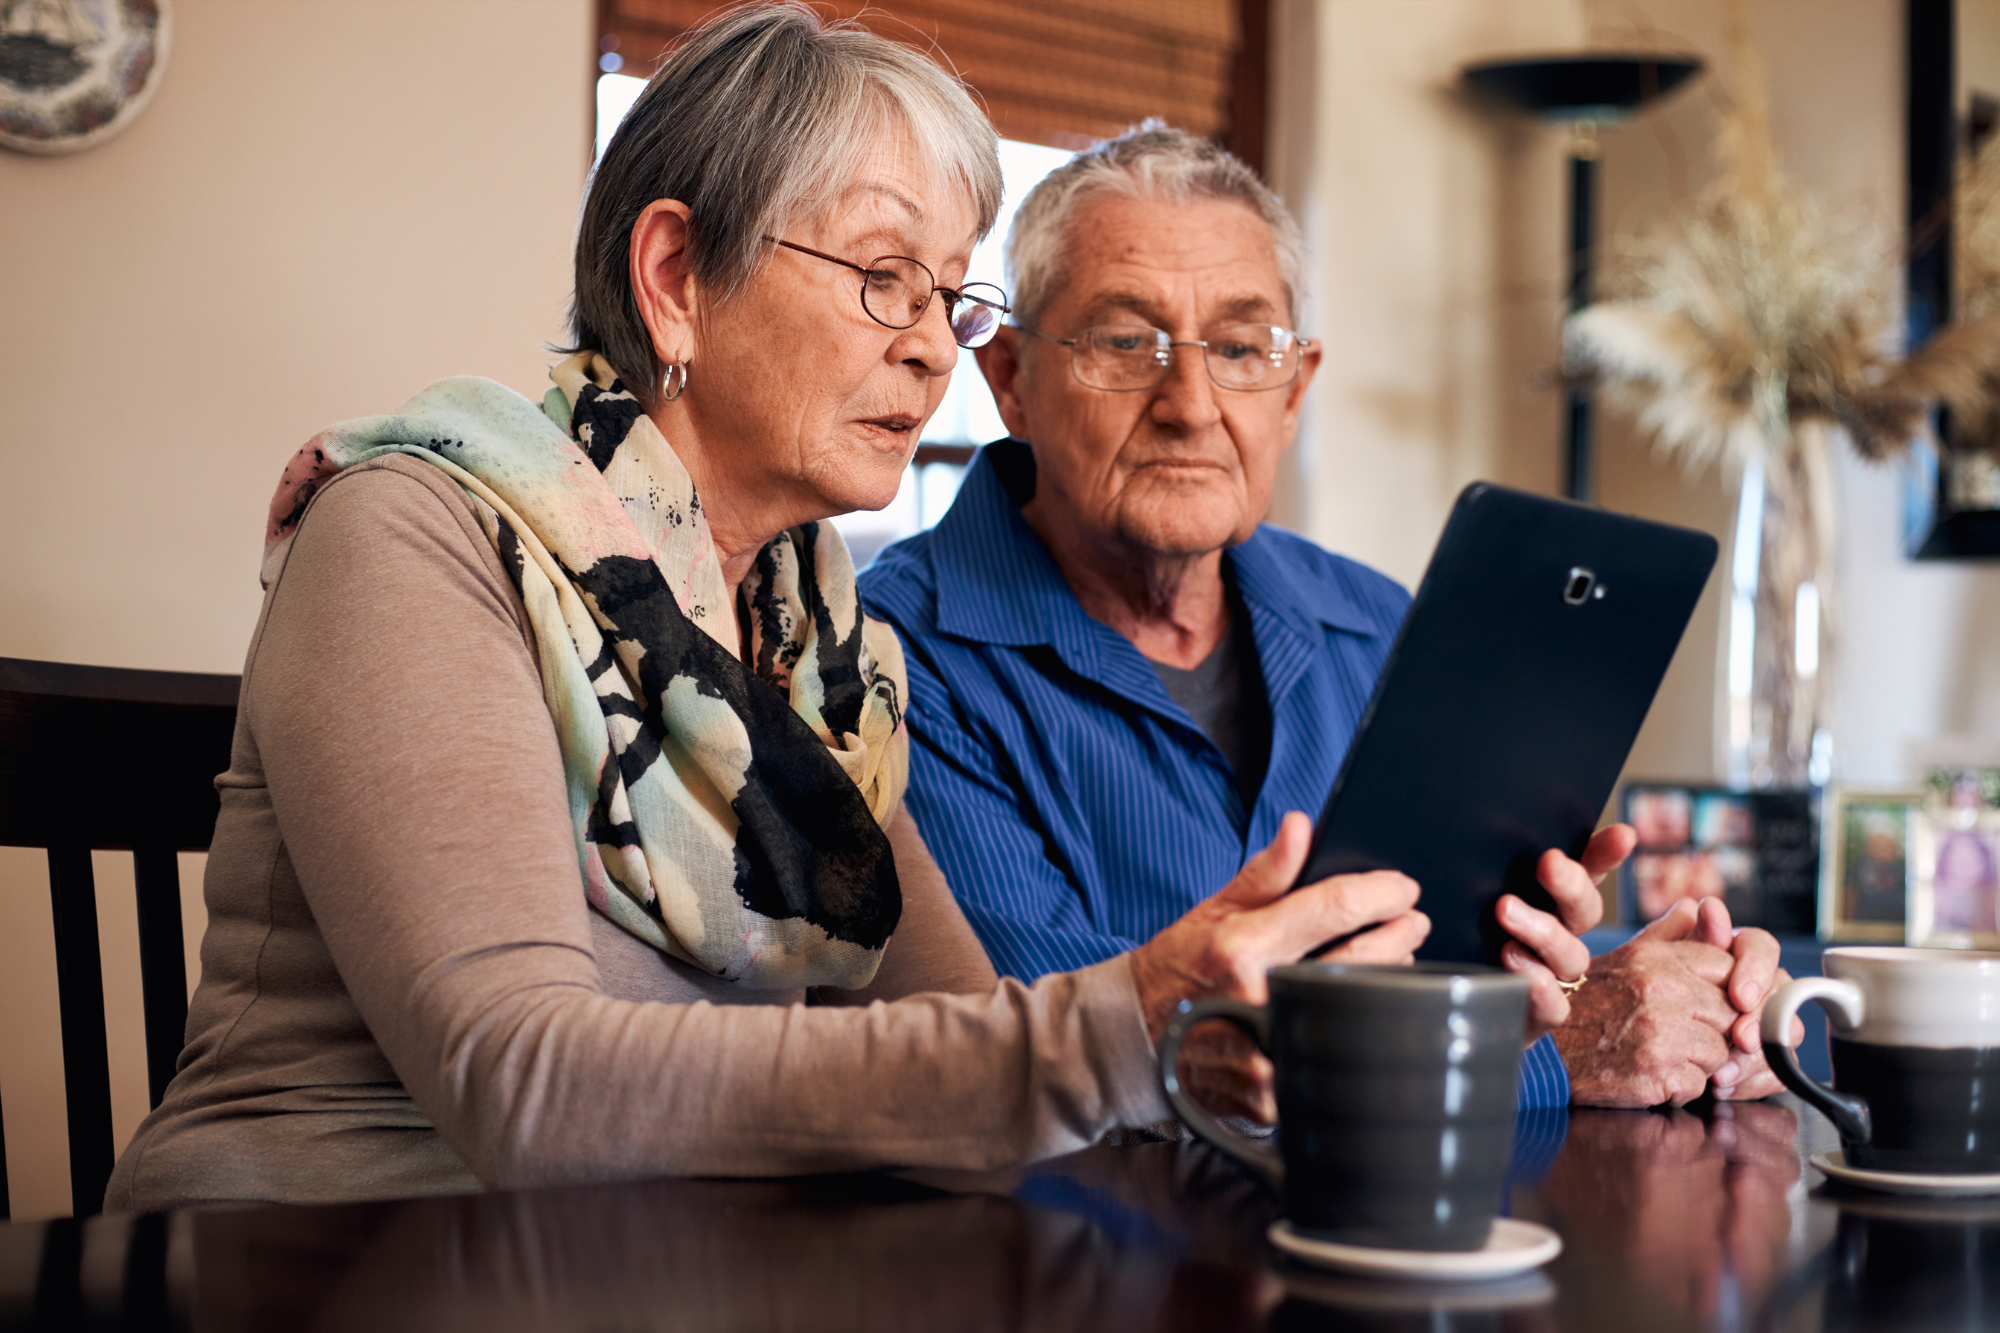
595,71,644,161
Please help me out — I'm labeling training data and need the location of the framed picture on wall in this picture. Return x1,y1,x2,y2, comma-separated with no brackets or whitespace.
1907,810,2000,950
1819,788,1922,942
1619,784,1819,935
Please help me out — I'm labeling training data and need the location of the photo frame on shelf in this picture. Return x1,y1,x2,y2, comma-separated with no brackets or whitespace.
1925,765,2000,812
1618,784,1819,934
1907,809,2000,950
1819,788,1923,942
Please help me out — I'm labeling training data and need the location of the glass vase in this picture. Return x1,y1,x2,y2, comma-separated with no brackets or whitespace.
1720,417,1837,790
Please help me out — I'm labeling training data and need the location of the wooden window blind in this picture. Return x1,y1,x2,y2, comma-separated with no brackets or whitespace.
599,0,1265,171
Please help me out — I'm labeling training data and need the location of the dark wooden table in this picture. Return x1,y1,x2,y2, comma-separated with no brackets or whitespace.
4,1097,1996,1331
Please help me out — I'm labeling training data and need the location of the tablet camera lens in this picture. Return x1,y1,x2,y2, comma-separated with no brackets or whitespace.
1563,568,1596,605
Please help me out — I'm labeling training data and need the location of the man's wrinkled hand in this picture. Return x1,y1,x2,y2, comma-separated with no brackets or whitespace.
1686,896,1801,1099
1496,824,1629,1045
1552,896,1748,1106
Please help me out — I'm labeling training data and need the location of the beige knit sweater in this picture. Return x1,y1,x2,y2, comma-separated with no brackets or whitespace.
105,455,1168,1212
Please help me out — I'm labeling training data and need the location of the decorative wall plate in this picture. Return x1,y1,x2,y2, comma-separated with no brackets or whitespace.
0,0,171,155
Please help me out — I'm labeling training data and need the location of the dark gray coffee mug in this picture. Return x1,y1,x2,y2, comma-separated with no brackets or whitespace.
1157,962,1529,1252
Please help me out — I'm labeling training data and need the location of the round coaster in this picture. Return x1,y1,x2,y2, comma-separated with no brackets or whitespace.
1811,1150,2000,1198
1267,1217,1562,1282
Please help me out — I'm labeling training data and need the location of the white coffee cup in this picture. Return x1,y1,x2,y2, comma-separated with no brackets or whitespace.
1761,947,2000,1173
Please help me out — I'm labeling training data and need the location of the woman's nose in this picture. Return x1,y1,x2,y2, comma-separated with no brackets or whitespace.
896,295,960,377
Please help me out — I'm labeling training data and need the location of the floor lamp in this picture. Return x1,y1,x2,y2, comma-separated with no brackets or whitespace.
1461,55,1703,502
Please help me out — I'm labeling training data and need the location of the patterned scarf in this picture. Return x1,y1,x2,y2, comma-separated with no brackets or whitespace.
261,352,907,989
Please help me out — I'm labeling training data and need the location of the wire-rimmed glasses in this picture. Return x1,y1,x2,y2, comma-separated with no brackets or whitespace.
765,237,1011,349
1026,324,1313,392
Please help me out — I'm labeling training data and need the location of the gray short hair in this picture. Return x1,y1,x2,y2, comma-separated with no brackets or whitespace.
569,3,1003,403
1004,122,1305,330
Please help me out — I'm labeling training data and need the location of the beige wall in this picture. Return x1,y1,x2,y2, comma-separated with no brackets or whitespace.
1266,0,1582,581
0,0,591,1220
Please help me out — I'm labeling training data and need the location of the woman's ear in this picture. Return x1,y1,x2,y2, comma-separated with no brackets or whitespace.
630,199,699,371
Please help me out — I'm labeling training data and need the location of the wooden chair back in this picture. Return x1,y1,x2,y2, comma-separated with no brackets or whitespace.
0,657,238,1218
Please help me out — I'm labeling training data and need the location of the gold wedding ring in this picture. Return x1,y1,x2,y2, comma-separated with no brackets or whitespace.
1556,973,1588,997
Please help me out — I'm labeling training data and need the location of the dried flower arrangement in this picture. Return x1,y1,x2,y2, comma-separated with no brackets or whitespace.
1565,16,2000,487
1562,10,2000,785
1563,30,1944,474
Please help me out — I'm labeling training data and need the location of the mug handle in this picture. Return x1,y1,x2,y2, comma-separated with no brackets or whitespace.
1157,998,1284,1188
1760,976,1872,1144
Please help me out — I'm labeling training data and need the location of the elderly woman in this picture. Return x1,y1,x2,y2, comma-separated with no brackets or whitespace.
105,4,1425,1211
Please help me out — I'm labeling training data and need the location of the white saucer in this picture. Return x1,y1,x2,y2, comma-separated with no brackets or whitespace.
1812,1150,2000,1197
1267,1217,1562,1281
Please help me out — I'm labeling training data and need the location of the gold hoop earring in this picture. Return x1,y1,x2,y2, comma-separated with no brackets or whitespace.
661,361,688,402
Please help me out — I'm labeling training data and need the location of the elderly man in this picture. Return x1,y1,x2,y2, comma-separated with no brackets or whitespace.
860,126,1794,1110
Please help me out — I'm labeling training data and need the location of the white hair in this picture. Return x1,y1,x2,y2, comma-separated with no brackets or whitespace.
1004,122,1306,330
570,3,1004,404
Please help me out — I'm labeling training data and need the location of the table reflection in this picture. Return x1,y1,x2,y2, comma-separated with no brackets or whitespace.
1534,1102,1803,1324
1811,1193,2000,1332
1270,1270,1559,1333
11,1100,2000,1331
178,1146,1276,1333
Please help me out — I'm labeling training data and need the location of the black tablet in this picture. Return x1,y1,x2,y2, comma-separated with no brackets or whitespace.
1295,483,1718,964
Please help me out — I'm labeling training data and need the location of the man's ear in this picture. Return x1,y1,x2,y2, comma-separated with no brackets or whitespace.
974,325,1033,440
630,199,699,373
1278,336,1321,438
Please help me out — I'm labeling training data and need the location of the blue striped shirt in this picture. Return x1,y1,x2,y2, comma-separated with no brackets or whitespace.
860,442,1569,1109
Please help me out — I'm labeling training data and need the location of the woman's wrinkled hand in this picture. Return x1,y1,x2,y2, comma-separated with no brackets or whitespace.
1129,811,1428,1121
